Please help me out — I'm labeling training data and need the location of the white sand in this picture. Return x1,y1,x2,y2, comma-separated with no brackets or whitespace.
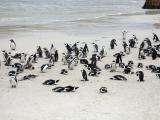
0,30,160,120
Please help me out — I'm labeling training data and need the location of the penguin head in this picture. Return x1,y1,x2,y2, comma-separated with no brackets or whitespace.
56,80,59,83
74,86,79,90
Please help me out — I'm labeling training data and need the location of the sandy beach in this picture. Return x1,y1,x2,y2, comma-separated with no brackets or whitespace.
0,0,160,120
0,28,160,120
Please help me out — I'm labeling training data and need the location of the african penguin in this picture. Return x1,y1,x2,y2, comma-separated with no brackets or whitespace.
41,64,51,73
9,76,18,88
110,75,127,81
43,79,59,85
99,87,108,93
10,39,16,50
136,71,144,82
81,69,88,81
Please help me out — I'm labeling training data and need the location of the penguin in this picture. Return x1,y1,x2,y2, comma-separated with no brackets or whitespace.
64,86,79,92
62,53,68,65
43,48,51,59
10,39,16,50
110,75,127,81
136,71,144,82
92,43,98,52
10,76,18,88
153,33,160,42
50,44,56,55
49,54,55,66
99,46,107,58
156,74,160,79
115,52,123,65
156,67,160,73
5,53,12,66
43,79,59,85
27,55,34,65
12,53,21,59
2,50,8,62
110,60,117,72
37,46,43,58
88,67,101,76
68,60,74,70
52,86,65,92
22,74,37,80
33,53,38,63
60,69,68,75
146,65,156,70
20,53,26,63
123,65,134,74
54,50,59,62
152,48,157,60
122,30,127,41
110,39,117,49
81,69,88,81
128,60,134,68
137,63,143,68
41,64,51,73
104,64,111,70
8,70,17,76
99,87,108,93
80,59,88,64
12,63,24,74
125,46,130,55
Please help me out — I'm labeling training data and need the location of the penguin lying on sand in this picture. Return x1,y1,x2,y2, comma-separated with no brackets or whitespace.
41,64,51,73
137,63,143,68
21,74,38,80
52,86,79,92
43,79,59,85
99,87,108,93
110,75,127,81
60,69,68,75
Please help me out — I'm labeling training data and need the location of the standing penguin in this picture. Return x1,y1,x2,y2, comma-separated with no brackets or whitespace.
122,41,128,53
50,44,56,55
153,33,160,42
82,43,89,58
37,46,43,58
68,60,74,70
2,50,9,62
43,48,51,59
152,48,157,60
20,53,26,63
136,71,144,82
93,43,98,52
49,54,55,66
116,52,123,66
10,76,18,88
122,30,128,41
54,50,59,62
110,60,117,72
5,53,12,66
81,69,88,81
110,39,117,49
10,39,16,50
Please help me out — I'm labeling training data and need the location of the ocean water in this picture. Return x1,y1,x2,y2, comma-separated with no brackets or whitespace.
0,0,159,35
